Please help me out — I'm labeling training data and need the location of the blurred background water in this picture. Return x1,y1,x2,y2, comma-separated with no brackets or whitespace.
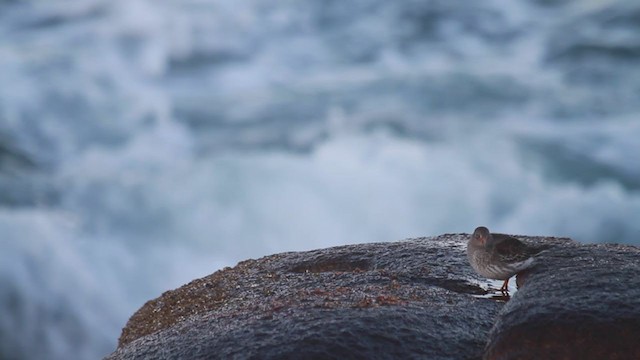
1,0,639,358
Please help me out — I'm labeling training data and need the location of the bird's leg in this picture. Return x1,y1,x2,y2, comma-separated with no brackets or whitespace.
499,278,510,293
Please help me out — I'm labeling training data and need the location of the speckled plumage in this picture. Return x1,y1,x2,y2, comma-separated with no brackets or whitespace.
467,226,537,292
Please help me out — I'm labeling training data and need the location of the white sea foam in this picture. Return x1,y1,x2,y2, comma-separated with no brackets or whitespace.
1,0,640,359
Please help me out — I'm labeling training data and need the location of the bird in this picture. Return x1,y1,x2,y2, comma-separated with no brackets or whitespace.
467,226,538,293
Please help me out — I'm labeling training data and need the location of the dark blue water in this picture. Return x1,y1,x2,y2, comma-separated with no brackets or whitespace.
1,0,639,358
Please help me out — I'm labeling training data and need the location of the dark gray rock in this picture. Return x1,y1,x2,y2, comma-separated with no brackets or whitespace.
107,234,505,360
485,241,640,360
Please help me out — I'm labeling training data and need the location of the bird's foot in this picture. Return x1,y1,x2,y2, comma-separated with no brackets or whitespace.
499,279,510,293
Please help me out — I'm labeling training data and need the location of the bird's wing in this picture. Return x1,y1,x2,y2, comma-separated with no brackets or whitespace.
493,235,532,262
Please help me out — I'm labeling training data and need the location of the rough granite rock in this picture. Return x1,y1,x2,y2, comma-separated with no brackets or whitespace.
485,241,640,360
108,233,640,360
107,234,510,360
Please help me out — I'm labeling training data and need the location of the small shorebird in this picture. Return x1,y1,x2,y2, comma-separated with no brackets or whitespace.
467,226,538,292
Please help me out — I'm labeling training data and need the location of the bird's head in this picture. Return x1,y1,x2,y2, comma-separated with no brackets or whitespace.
471,226,491,246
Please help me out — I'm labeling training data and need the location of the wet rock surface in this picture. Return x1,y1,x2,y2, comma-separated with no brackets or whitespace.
108,234,505,360
486,241,640,360
107,233,640,359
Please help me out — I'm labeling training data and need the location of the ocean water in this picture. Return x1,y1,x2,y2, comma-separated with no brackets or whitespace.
1,0,639,358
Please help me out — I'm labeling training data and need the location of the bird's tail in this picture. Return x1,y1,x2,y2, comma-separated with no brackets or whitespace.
532,244,553,255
